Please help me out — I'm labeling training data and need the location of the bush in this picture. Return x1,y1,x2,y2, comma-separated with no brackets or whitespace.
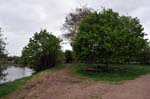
138,44,150,65
65,50,74,63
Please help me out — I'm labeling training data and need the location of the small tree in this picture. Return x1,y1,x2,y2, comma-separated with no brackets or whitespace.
72,9,147,67
62,6,93,40
21,29,62,72
65,50,74,63
0,28,7,81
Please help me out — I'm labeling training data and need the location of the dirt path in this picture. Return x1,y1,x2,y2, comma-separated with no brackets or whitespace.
5,65,150,99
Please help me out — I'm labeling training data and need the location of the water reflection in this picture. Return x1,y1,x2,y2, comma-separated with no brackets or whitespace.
0,66,33,84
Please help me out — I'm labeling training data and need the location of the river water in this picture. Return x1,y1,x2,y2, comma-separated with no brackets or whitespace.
0,66,34,84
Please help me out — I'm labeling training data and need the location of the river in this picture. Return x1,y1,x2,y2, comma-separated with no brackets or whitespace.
0,66,34,84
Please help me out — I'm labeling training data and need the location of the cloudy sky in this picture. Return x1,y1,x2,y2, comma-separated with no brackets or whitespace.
0,0,150,56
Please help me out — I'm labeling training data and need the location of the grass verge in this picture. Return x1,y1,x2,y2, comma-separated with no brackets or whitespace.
0,76,32,98
71,63,150,82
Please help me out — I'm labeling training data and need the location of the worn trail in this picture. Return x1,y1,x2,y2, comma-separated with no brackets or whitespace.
5,65,150,99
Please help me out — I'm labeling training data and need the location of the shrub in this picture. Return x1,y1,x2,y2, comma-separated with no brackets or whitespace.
65,50,74,63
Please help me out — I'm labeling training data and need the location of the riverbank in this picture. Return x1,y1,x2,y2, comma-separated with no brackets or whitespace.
0,77,31,98
1,64,150,99
0,64,64,98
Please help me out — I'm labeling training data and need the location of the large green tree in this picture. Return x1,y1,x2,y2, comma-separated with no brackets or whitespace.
21,29,62,72
72,9,147,66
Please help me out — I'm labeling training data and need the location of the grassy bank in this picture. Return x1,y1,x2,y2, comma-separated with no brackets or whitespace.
71,64,150,82
0,77,31,98
0,64,64,98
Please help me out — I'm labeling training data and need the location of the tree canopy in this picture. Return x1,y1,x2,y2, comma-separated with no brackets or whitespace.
62,6,93,40
72,9,147,65
21,29,62,72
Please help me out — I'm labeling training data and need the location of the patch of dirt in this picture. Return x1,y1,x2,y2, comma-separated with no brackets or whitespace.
5,65,150,99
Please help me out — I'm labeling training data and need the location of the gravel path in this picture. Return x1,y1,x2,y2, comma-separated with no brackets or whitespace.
5,65,150,99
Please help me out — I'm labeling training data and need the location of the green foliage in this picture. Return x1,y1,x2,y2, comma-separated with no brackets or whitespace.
0,28,6,59
72,9,147,65
21,29,62,72
56,51,65,64
65,50,74,63
0,28,7,81
138,42,150,64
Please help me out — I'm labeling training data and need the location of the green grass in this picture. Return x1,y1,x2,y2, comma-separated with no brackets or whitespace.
53,64,65,69
71,63,150,82
0,77,31,98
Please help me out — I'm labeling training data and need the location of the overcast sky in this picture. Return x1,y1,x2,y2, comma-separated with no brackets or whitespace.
0,0,150,56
